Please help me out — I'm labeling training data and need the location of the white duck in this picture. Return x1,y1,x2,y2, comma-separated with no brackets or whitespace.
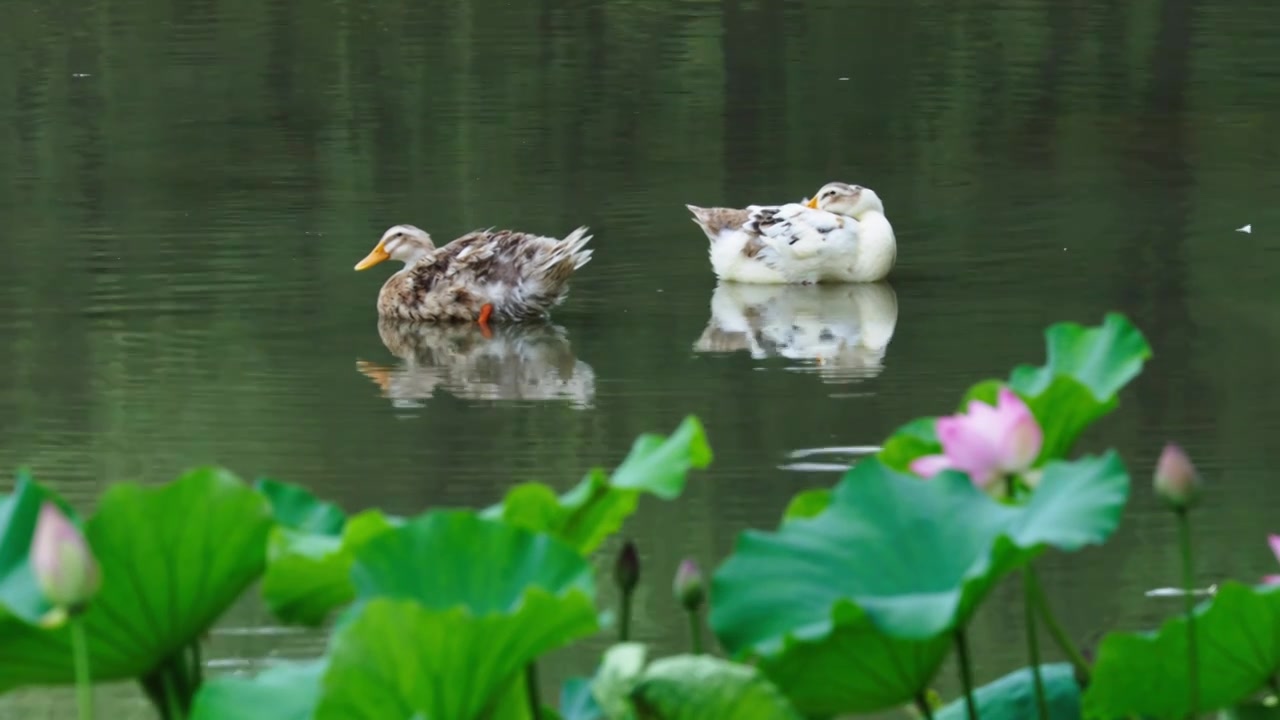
685,182,896,284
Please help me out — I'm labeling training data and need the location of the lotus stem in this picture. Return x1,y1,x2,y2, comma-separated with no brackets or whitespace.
525,662,541,720
71,617,93,720
953,627,979,720
686,608,704,655
1023,569,1049,720
161,668,183,720
188,640,203,689
1027,567,1091,681
619,590,633,642
914,692,936,719
1176,508,1199,717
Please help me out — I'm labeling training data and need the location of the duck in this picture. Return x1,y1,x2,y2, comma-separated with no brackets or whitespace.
354,224,593,331
685,182,896,284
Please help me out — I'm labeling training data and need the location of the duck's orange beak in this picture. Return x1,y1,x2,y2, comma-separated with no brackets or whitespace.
804,196,820,210
354,242,390,270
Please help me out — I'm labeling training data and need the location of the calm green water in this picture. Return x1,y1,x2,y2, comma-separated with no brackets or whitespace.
2,0,1280,715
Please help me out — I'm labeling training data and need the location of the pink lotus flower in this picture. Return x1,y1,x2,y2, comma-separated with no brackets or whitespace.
910,387,1043,488
1264,535,1280,585
30,502,101,614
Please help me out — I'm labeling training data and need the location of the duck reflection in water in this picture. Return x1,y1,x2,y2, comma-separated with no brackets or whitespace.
357,319,596,409
693,282,898,381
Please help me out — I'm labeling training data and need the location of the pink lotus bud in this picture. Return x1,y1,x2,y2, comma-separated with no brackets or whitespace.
1153,443,1200,509
912,387,1043,489
30,502,101,613
673,559,705,611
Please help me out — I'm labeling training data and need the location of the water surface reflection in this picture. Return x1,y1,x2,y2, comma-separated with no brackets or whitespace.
356,320,595,409
694,282,898,381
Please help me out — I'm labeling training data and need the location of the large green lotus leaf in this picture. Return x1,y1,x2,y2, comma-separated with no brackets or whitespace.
751,608,952,715
485,416,712,554
1010,313,1151,401
255,478,346,534
349,510,596,611
1084,582,1280,719
628,655,805,720
710,454,1126,714
189,659,325,720
260,510,396,626
935,664,1080,720
315,594,596,719
1009,313,1151,461
0,473,82,625
0,468,272,689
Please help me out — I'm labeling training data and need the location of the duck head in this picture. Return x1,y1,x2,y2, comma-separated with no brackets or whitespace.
804,182,885,219
354,225,435,270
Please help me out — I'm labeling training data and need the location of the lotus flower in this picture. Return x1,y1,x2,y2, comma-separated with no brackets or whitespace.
1264,535,1280,585
30,502,101,615
910,387,1043,488
1154,443,1201,509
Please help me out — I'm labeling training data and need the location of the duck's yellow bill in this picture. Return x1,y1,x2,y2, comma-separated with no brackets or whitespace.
804,197,819,210
354,243,390,270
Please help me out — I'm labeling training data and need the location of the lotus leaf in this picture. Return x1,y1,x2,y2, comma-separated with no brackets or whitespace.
316,594,595,719
560,676,604,720
934,663,1080,719
780,488,830,525
0,468,272,693
487,416,712,554
255,478,346,534
710,453,1127,713
260,510,396,626
189,659,325,720
627,654,804,720
1085,582,1280,718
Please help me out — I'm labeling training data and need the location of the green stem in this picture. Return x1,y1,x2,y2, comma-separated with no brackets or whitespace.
161,668,183,720
188,640,203,689
1177,508,1199,717
71,616,93,720
1023,570,1049,720
915,692,936,720
954,627,979,720
525,662,541,720
1028,567,1092,681
619,590,633,643
687,608,703,654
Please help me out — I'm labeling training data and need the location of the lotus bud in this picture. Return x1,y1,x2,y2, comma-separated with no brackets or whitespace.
1154,443,1201,509
673,559,705,612
614,539,639,595
30,502,101,615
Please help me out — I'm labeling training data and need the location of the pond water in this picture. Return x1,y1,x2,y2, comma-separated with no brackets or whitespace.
2,0,1280,716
